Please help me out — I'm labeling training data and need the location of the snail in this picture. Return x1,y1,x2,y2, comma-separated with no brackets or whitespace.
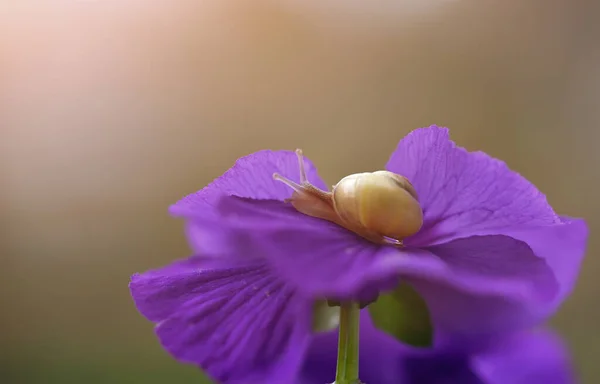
273,149,423,245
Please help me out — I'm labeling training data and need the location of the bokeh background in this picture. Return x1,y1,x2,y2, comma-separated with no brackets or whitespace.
1,0,599,383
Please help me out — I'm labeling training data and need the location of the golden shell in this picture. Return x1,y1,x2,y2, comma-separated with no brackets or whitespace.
332,171,423,241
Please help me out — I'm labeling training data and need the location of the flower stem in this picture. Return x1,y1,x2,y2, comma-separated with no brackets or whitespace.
334,301,362,384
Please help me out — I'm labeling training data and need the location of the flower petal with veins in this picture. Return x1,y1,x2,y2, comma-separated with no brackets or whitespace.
386,126,561,246
130,256,313,384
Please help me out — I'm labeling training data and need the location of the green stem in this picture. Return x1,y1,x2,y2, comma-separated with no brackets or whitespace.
335,306,348,381
334,301,362,384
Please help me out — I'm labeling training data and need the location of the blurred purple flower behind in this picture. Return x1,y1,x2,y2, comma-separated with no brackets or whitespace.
130,126,587,383
301,312,576,384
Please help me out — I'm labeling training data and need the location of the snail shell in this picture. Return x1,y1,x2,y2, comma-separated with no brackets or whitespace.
332,171,423,241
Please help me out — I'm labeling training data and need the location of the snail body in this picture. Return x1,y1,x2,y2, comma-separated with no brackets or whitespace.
273,150,423,245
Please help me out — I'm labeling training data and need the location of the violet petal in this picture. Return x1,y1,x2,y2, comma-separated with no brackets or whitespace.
385,126,561,246
409,234,557,336
477,217,588,319
426,218,588,324
471,329,575,384
129,256,312,384
170,150,327,219
213,197,398,301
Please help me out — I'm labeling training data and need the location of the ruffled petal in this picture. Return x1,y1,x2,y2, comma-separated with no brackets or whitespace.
385,126,562,246
212,197,400,301
471,329,575,384
476,217,588,320
129,256,313,384
299,311,405,384
385,127,587,329
423,218,588,325
405,235,557,337
170,150,327,218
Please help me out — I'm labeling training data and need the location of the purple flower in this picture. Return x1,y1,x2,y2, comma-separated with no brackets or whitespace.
301,311,576,384
172,126,587,334
131,126,587,382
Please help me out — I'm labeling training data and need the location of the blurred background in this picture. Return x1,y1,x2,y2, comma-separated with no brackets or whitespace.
1,0,598,383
